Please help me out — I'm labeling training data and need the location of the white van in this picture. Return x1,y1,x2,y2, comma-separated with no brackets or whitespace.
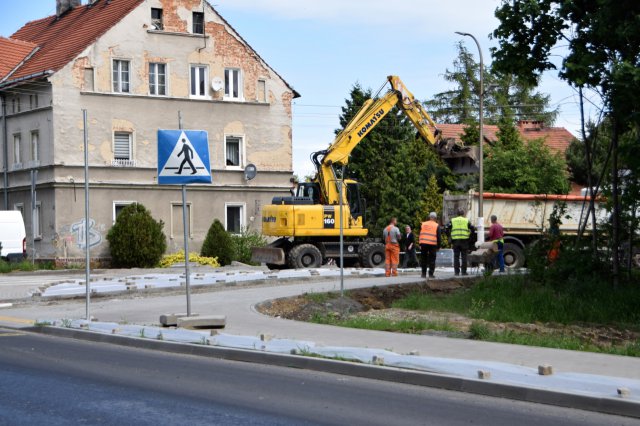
0,211,27,262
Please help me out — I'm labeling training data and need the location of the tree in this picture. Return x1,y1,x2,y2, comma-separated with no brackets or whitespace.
201,219,233,266
484,119,570,194
566,120,610,187
107,203,166,268
491,0,640,284
425,43,557,127
414,175,443,227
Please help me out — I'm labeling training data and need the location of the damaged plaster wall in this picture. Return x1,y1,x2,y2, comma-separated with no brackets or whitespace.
40,0,296,259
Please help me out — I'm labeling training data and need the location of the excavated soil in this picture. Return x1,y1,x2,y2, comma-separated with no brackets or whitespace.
256,279,640,350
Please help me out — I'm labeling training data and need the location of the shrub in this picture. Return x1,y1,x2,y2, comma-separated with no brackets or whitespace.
231,227,267,265
201,219,233,266
107,203,167,268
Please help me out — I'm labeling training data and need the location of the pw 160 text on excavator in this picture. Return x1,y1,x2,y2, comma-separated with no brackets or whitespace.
252,75,477,270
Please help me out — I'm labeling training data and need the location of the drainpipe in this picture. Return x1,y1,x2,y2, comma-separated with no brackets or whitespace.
1,94,7,210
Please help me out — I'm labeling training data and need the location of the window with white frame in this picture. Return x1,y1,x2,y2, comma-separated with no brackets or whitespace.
225,136,243,167
84,68,94,91
29,94,38,109
31,131,39,162
33,202,42,239
190,65,207,98
224,68,242,100
112,59,130,93
225,204,244,234
13,203,24,217
113,201,136,223
192,11,204,34
257,79,266,102
113,132,132,162
149,63,167,96
13,133,21,165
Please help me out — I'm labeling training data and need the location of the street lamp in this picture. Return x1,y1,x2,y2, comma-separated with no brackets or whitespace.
455,31,484,244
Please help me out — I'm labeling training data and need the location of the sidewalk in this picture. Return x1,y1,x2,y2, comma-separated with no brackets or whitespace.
1,267,639,417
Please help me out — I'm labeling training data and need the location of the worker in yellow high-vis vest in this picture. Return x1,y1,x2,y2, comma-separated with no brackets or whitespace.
446,208,475,276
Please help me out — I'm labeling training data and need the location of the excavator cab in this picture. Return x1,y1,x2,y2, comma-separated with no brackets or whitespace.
297,180,363,219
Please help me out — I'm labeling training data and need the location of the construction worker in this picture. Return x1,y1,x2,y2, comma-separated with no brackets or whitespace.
447,208,475,276
400,225,418,268
419,212,441,278
488,214,505,272
383,217,401,277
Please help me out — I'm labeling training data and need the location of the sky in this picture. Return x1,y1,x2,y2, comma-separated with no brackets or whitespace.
0,1,602,178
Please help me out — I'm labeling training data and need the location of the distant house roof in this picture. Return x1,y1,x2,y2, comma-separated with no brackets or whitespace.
436,120,576,154
4,0,143,85
0,37,39,81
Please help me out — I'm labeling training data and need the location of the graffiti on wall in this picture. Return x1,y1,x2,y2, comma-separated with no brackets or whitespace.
70,218,103,249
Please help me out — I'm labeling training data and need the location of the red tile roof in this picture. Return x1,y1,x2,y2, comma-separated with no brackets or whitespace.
6,0,143,83
435,121,576,154
0,37,38,80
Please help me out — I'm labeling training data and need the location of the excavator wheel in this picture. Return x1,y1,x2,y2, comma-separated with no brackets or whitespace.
360,243,385,268
288,244,323,269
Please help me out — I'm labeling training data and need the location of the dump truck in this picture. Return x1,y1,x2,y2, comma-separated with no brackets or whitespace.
443,191,605,268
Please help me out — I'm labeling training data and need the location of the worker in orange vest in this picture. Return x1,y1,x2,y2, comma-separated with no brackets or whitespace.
419,212,441,278
383,217,401,277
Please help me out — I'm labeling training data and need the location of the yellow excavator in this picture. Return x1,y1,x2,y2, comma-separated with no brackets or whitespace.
252,76,477,269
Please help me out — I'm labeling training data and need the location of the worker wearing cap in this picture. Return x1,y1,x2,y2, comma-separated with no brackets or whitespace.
447,207,475,276
383,217,401,277
419,212,441,278
488,214,505,272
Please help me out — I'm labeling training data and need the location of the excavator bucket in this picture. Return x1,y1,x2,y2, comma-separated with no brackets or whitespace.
436,139,479,175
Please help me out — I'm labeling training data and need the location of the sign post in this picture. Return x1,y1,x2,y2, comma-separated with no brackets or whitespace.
158,125,211,316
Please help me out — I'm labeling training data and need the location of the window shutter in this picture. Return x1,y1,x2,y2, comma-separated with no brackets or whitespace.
114,132,131,160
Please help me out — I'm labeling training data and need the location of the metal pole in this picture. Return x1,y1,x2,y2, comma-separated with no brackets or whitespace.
179,111,192,316
339,168,345,297
456,32,484,244
82,109,91,320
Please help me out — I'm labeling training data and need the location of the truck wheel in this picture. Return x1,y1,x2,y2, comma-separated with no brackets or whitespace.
288,244,323,269
503,243,525,269
360,243,385,268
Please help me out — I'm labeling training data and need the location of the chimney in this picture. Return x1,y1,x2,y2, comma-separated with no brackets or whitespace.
56,0,82,17
517,120,544,132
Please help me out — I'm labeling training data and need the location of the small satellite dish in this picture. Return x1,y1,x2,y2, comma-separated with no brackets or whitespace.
244,163,257,181
211,76,223,92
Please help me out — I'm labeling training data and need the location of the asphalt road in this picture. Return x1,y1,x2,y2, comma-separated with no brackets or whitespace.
0,329,635,426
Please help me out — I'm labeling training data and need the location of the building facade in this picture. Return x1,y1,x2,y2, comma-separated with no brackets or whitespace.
0,0,298,263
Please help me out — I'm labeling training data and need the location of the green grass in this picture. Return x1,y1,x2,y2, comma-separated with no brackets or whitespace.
393,275,640,327
469,321,640,357
0,260,56,273
303,291,336,304
311,313,456,334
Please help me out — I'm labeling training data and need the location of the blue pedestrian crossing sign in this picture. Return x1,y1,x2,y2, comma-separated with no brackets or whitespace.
158,130,211,184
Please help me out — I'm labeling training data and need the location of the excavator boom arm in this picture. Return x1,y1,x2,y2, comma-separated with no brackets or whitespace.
316,75,447,205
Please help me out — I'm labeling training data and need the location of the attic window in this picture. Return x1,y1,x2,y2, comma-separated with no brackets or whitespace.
151,8,163,30
192,12,204,34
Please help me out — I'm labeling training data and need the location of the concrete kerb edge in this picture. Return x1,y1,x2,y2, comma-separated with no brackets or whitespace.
25,325,640,419
31,271,394,301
